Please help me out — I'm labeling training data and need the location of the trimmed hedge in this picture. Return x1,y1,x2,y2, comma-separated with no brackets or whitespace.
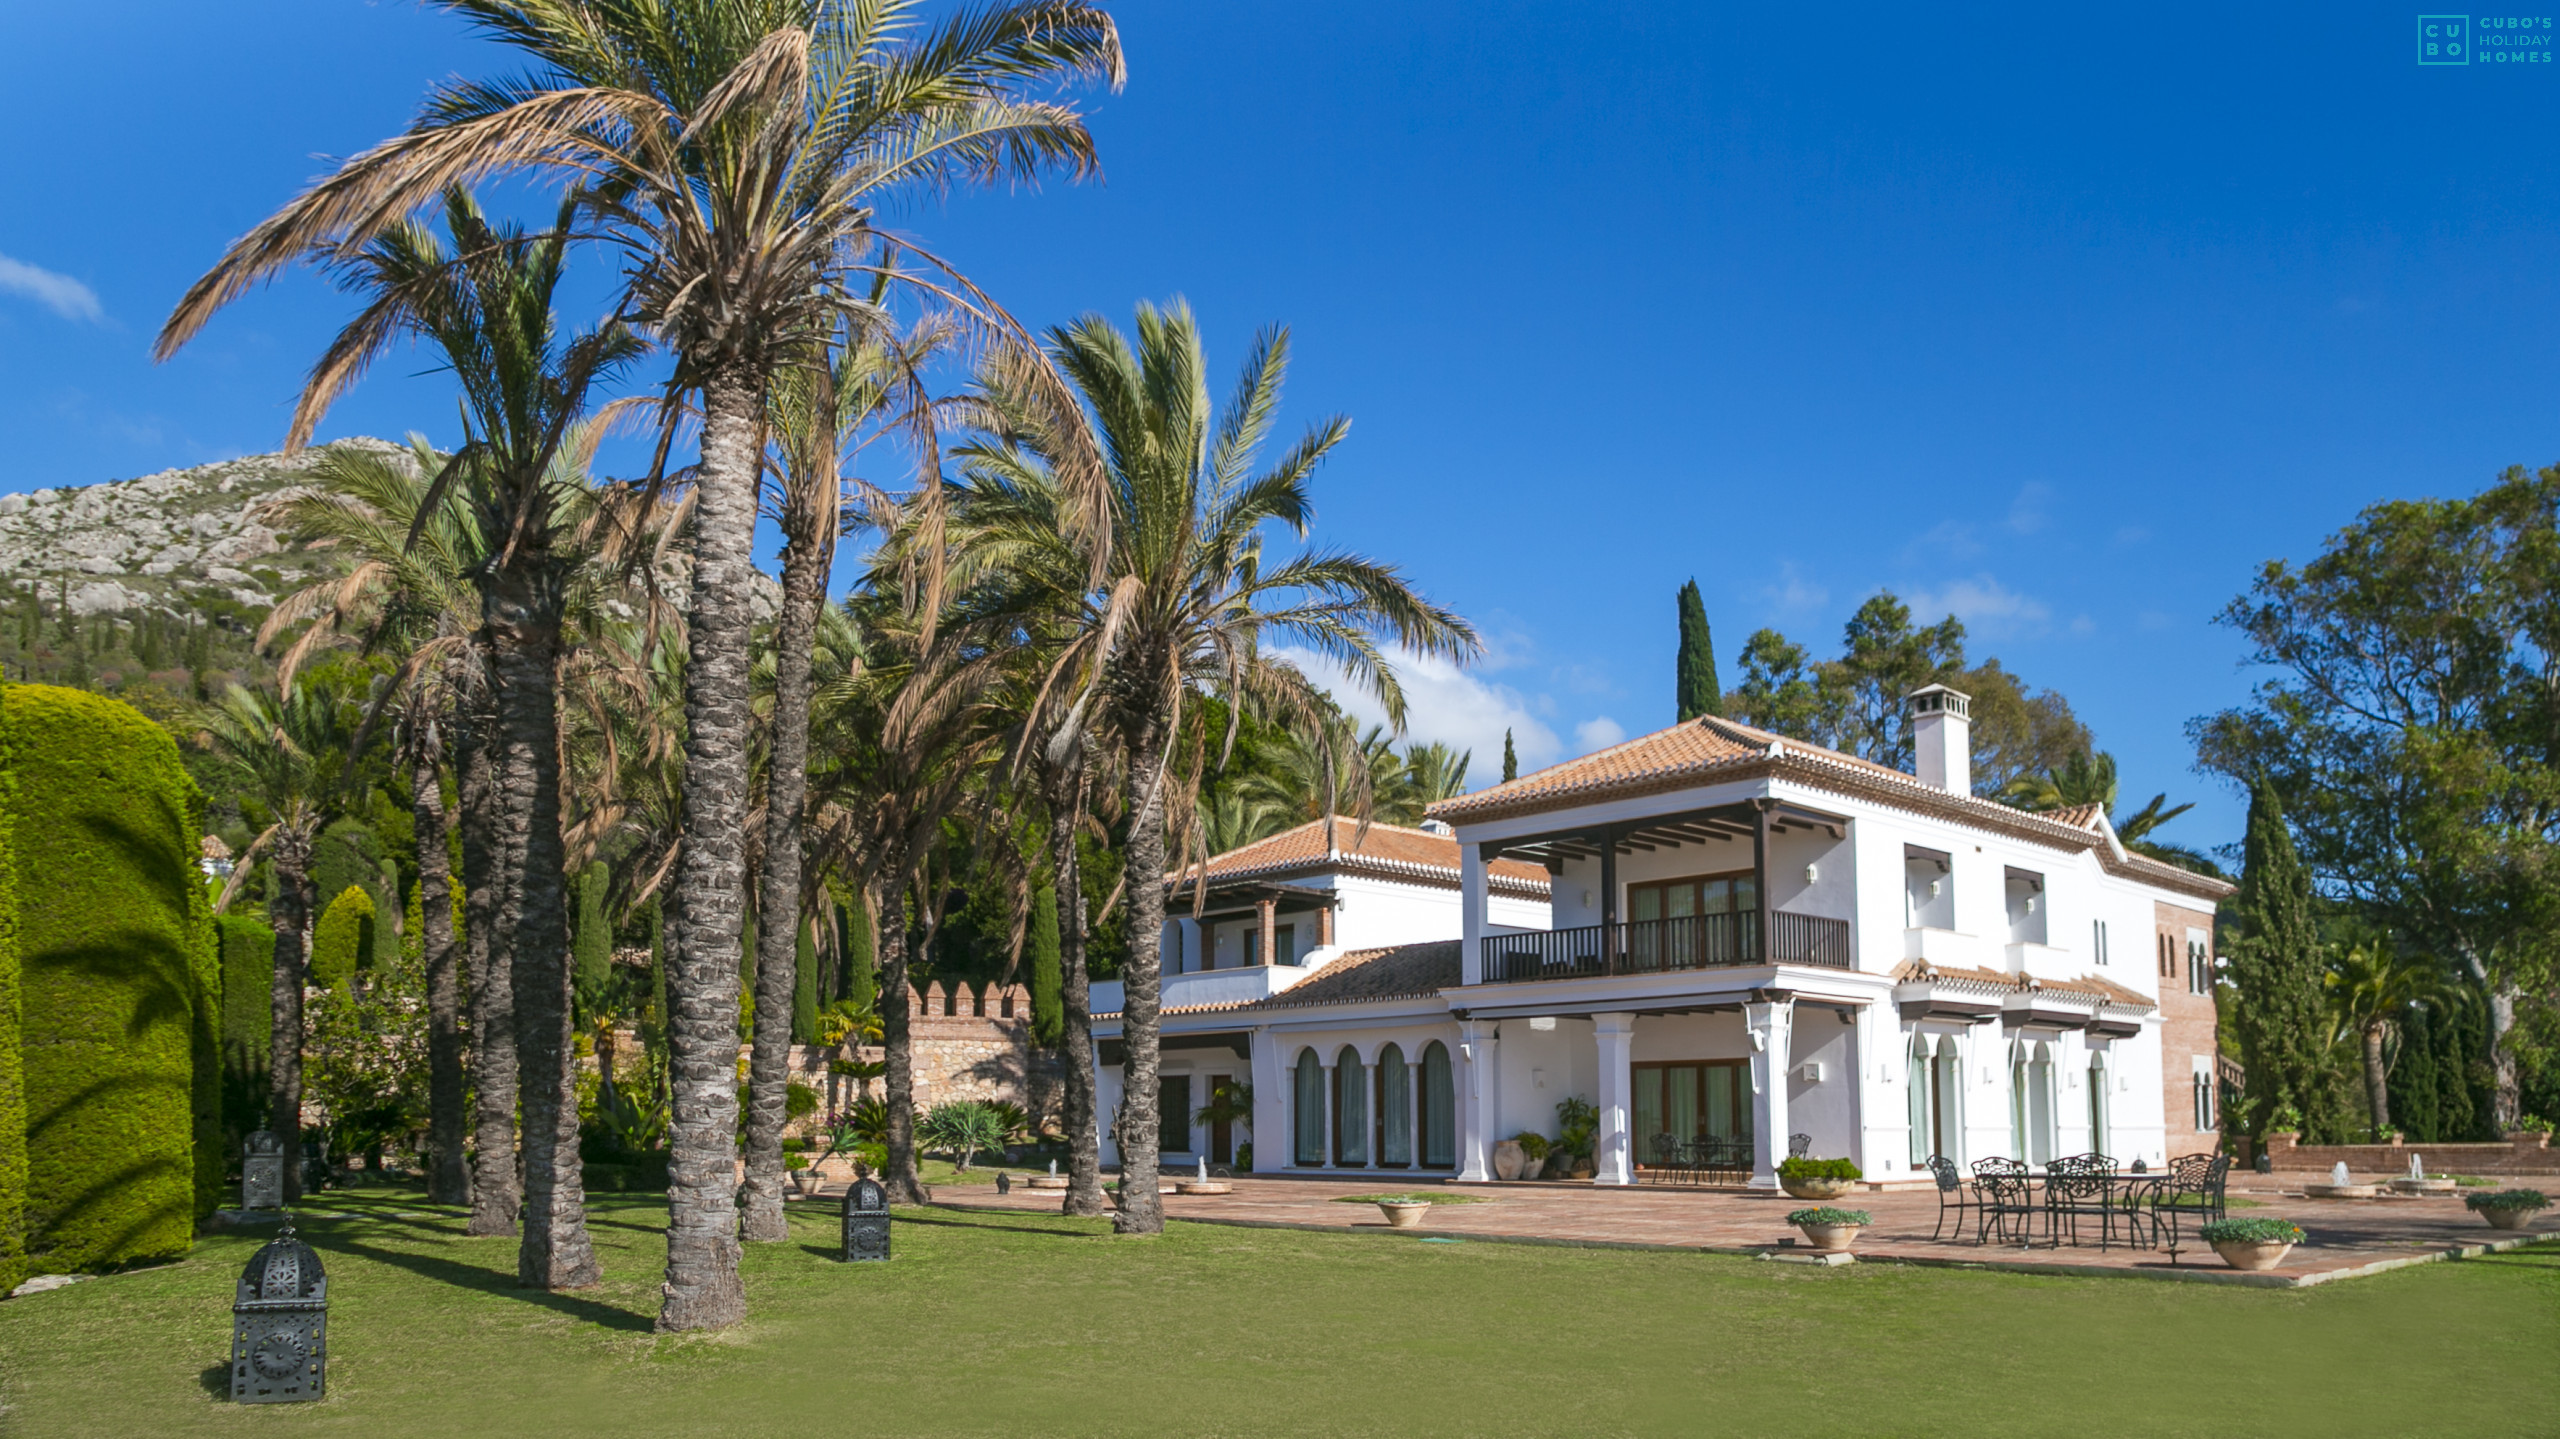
1028,884,1062,1047
8,684,205,1272
308,884,374,991
0,686,25,1291
573,860,611,1022
216,915,275,1151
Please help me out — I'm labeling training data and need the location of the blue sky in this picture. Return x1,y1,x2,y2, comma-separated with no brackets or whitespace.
7,3,2560,857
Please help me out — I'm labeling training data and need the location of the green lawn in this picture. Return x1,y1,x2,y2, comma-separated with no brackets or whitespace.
0,1191,2551,1438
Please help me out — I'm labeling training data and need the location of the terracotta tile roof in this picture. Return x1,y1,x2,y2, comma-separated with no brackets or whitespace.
1428,716,2235,905
1890,960,2154,1011
1170,817,1549,896
2048,804,2105,830
1238,941,1461,1011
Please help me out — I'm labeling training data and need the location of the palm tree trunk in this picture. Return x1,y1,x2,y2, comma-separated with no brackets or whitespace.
415,747,470,1206
458,702,521,1236
741,513,831,1241
2362,1022,2392,1137
1114,716,1169,1236
660,358,760,1332
491,616,599,1289
875,848,929,1205
1052,776,1105,1217
268,826,315,1204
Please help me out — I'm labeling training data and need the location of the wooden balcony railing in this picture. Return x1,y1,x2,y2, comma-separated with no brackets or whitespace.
1478,910,1852,984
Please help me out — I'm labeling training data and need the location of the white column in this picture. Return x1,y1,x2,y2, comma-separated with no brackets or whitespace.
1456,1019,1497,1181
1319,1059,1337,1170
1249,1029,1283,1174
1460,844,1489,984
1745,997,1795,1189
1356,1057,1375,1166
1594,1012,1637,1186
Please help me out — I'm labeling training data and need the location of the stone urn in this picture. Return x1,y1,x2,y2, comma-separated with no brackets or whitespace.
1174,1180,1231,1196
1781,1176,1855,1202
2481,1206,2538,1232
1377,1199,1432,1230
1795,1221,1861,1254
1491,1141,1526,1182
2209,1238,2295,1271
1025,1173,1070,1191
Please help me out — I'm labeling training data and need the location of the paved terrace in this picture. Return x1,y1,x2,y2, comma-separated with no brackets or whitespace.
874,1173,2550,1289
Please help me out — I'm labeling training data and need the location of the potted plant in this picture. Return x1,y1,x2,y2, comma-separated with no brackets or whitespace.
2199,1217,2306,1271
1555,1098,1597,1179
1787,1206,1871,1253
1507,1132,1551,1181
1778,1156,1862,1201
2464,1188,2549,1232
785,1151,817,1196
1373,1194,1434,1229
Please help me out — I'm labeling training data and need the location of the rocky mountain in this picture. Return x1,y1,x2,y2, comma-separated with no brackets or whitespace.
0,438,399,620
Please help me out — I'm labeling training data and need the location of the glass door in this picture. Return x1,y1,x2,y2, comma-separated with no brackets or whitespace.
1632,1061,1750,1171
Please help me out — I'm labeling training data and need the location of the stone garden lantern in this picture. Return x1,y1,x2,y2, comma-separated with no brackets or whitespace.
841,1174,890,1262
232,1225,327,1403
241,1130,284,1213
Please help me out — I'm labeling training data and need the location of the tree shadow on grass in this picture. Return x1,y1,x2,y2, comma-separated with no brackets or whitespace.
891,1213,1111,1241
310,1234,653,1332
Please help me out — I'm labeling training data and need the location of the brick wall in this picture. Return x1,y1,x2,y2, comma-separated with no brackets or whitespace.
2258,1129,2558,1176
2154,901,2221,1158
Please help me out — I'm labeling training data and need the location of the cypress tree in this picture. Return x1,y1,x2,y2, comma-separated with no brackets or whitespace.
842,892,876,1015
1028,883,1063,1047
572,861,612,1023
645,898,668,1042
1675,579,1722,721
790,919,819,1045
2394,1001,2440,1143
1501,729,1518,784
2227,776,2346,1139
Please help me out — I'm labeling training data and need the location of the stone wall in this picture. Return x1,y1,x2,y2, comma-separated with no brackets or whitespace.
2254,1129,2557,1176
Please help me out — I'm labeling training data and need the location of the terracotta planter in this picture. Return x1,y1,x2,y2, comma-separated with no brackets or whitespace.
2209,1239,2295,1271
1378,1201,1431,1229
2481,1206,2539,1232
1795,1222,1861,1253
1781,1176,1855,1201
1491,1141,1526,1182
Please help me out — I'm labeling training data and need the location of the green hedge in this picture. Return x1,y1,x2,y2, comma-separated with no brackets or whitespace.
311,818,393,970
8,684,205,1272
308,884,374,991
0,686,25,1290
215,915,275,1153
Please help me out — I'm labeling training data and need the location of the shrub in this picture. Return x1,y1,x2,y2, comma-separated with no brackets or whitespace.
215,915,275,1145
2463,1188,2550,1213
0,689,22,1292
2518,1116,2556,1136
1778,1157,1863,1182
307,884,374,991
1786,1207,1872,1226
8,685,206,1273
2199,1218,2306,1245
1507,1131,1550,1161
1554,1096,1597,1158
785,1081,821,1123
918,1100,1010,1171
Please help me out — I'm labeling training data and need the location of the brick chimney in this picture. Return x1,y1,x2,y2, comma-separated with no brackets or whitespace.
1906,684,1972,795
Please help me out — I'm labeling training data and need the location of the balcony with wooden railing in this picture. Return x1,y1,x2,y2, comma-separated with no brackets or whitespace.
1478,910,1852,984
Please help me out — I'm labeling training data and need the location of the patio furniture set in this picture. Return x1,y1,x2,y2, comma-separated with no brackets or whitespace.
1927,1152,2232,1252
1641,1132,1812,1186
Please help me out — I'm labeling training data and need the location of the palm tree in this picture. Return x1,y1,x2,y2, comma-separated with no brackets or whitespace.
2000,749,2216,873
2327,940,2451,1138
286,188,639,1286
198,677,370,1202
154,0,1123,1331
952,301,1478,1233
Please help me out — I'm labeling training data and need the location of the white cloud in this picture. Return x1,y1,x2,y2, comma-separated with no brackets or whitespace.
1763,561,1829,615
1272,645,1564,784
1574,716,1627,752
0,253,102,322
2005,481,2052,536
1906,573,2052,641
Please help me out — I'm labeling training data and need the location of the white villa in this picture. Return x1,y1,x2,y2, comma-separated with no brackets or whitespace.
1093,686,2232,1187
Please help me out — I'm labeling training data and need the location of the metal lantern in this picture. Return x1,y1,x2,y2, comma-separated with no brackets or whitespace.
241,1130,284,1212
231,1225,326,1403
841,1175,890,1262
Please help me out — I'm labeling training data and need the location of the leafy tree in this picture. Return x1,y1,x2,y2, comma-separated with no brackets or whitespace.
2195,465,2560,1131
308,885,376,992
2226,776,2352,1140
1675,579,1721,720
2326,936,2453,1137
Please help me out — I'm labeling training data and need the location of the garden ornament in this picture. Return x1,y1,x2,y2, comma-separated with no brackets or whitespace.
231,1224,326,1403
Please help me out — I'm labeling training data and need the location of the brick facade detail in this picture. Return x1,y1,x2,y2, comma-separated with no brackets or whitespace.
2154,900,2221,1158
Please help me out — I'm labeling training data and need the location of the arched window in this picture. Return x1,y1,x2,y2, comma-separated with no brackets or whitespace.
2193,1069,2216,1132
1420,1041,1456,1168
1377,1044,1412,1166
1334,1046,1370,1166
2087,1053,2110,1157
1293,1050,1325,1166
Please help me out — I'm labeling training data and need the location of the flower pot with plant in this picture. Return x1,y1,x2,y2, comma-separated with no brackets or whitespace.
1787,1206,1871,1253
2199,1217,2305,1271
1778,1156,1862,1200
2464,1188,2549,1232
1506,1132,1551,1182
1373,1195,1433,1229
1554,1097,1598,1179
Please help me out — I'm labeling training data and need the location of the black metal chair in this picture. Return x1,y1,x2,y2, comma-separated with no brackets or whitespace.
2043,1153,2127,1249
1971,1157,2034,1245
2144,1152,2231,1252
1925,1154,1978,1242
1787,1133,1812,1160
1647,1133,1683,1185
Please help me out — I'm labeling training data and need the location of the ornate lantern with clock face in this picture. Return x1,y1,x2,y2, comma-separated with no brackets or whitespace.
232,1225,326,1402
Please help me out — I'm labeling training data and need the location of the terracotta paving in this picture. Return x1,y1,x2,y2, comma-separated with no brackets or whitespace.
877,1173,2550,1288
